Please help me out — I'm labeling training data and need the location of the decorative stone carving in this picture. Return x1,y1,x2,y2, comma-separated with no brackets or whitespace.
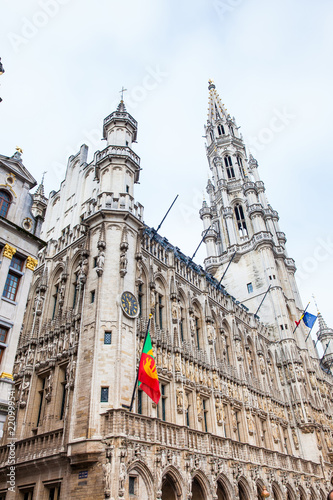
118,460,126,497
197,393,203,420
150,289,156,310
26,256,38,271
103,458,112,497
207,324,216,344
96,250,105,277
66,359,76,389
45,372,53,401
20,379,30,407
177,387,184,413
259,355,266,374
247,411,255,435
212,371,220,391
292,429,299,449
78,258,88,285
119,251,128,277
235,340,243,361
136,259,143,282
215,399,224,426
190,313,196,337
175,352,181,372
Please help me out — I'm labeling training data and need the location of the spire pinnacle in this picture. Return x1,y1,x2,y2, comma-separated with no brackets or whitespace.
207,79,228,124
35,171,46,197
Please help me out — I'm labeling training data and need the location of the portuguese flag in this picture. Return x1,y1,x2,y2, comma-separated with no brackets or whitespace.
138,330,160,405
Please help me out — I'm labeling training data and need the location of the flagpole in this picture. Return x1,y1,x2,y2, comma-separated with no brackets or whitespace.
188,225,211,264
129,314,152,412
255,285,271,316
305,322,316,343
292,302,310,334
218,251,236,287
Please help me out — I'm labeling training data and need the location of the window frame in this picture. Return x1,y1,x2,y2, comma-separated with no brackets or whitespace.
101,387,109,403
234,204,248,237
0,190,11,218
3,271,21,301
224,156,235,179
104,331,112,345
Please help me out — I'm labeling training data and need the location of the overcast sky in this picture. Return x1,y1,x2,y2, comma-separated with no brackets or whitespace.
1,0,333,341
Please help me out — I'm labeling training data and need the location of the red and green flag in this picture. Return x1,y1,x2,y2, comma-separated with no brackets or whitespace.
138,330,160,405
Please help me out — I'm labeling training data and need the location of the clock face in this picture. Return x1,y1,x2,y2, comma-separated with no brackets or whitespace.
121,291,139,318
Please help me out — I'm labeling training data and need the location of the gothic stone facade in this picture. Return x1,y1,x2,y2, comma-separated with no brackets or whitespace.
0,92,332,499
0,151,46,438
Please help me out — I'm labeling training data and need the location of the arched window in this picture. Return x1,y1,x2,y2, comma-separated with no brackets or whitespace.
234,204,247,237
0,190,11,218
236,155,246,177
217,124,225,136
210,131,214,142
224,156,235,179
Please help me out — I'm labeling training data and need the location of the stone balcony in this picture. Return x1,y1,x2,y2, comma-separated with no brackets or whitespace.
0,429,64,467
95,145,140,168
103,409,321,477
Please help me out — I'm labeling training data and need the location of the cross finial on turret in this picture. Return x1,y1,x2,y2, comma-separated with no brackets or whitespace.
119,86,127,101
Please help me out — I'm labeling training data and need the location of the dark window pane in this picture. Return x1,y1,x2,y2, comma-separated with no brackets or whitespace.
0,327,8,343
104,332,112,344
10,255,24,271
129,477,135,495
0,191,11,218
101,387,109,402
3,272,19,301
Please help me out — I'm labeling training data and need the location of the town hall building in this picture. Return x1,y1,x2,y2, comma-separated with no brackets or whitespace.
0,82,332,499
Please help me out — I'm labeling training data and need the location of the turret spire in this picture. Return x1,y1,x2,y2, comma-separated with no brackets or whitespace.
207,79,229,124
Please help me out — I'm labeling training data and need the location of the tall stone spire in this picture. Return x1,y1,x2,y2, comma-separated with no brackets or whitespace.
31,172,48,233
201,80,306,343
317,312,333,371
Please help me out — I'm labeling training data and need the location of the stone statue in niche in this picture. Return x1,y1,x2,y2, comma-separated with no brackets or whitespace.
26,348,35,366
34,294,44,316
119,252,128,277
259,355,266,374
235,340,243,361
213,371,220,390
167,351,173,372
247,411,255,435
207,324,216,344
150,289,156,310
215,400,224,425
20,379,30,407
136,259,143,282
176,387,184,412
119,460,127,494
66,359,76,388
292,429,299,449
175,352,181,372
45,372,53,401
78,258,88,285
196,393,203,419
190,314,196,337
103,458,112,496
194,364,199,384
172,299,178,320
96,251,105,277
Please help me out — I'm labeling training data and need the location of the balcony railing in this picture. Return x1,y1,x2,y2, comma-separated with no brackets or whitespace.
103,409,321,477
0,429,64,467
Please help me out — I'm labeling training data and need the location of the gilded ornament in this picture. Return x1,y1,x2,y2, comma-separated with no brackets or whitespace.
26,256,38,271
3,244,16,259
